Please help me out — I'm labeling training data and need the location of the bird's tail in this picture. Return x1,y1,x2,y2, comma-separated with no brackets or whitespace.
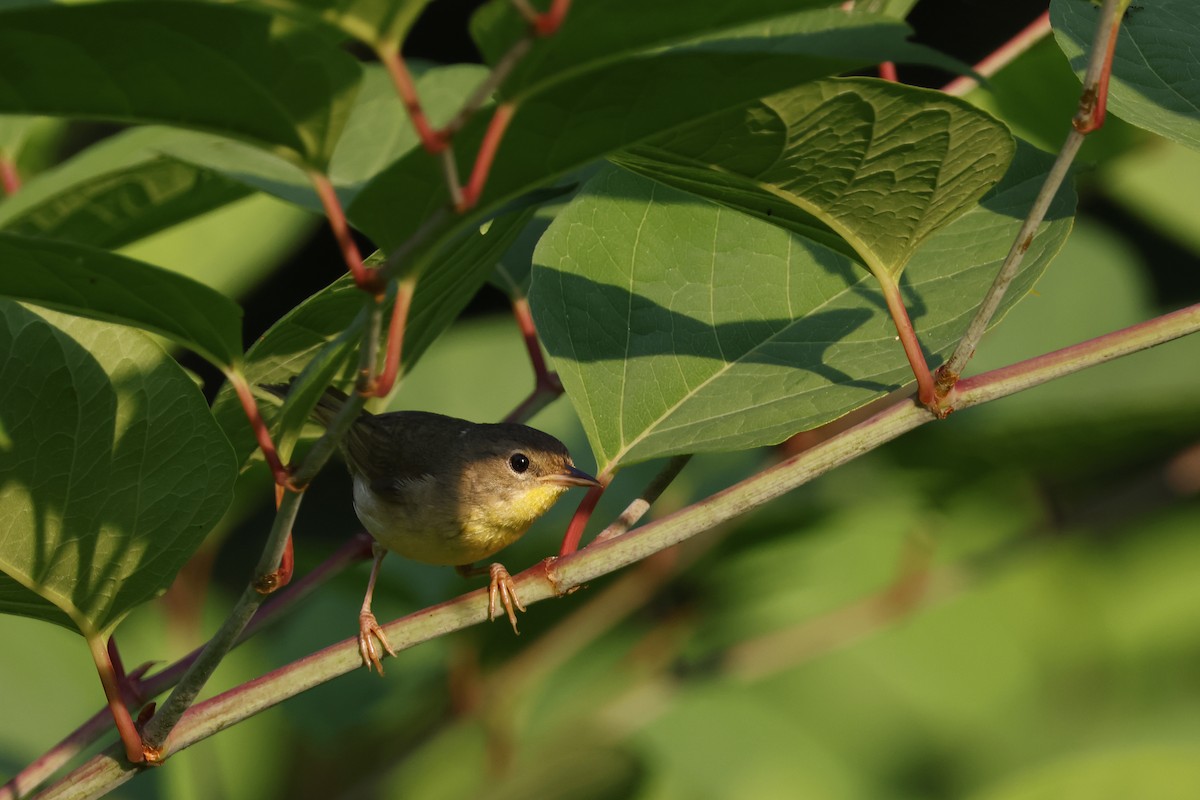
259,382,357,428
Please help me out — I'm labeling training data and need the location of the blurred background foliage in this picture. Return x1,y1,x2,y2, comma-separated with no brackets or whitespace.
3,0,1200,798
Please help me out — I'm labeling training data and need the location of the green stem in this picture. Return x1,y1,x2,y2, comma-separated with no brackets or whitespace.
937,0,1124,398
35,302,1200,798
139,489,304,757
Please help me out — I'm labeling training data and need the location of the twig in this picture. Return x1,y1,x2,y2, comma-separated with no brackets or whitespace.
502,295,564,424
139,490,305,759
936,0,1125,403
370,274,417,398
310,171,377,293
226,370,290,486
593,455,693,544
942,11,1052,97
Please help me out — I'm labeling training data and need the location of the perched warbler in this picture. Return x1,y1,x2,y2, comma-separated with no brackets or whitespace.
264,385,600,674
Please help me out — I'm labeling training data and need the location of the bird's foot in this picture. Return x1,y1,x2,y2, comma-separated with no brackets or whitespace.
358,610,396,675
487,562,526,634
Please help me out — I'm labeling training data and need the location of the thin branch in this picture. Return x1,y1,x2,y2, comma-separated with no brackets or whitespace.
593,455,693,544
439,147,466,210
370,274,417,397
377,50,445,154
936,0,1125,401
139,489,305,758
942,11,1052,97
459,103,517,211
309,171,377,293
226,370,290,486
502,295,564,425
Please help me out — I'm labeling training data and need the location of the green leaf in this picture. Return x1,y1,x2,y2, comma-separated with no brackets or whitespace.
350,5,957,258
0,302,236,636
0,233,244,369
0,2,362,166
616,78,1015,281
970,745,1200,800
239,0,431,48
1052,0,1200,151
0,127,252,250
157,63,487,215
213,206,540,465
530,143,1074,472
962,38,1146,166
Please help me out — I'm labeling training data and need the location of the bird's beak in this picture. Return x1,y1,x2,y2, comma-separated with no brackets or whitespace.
541,465,602,488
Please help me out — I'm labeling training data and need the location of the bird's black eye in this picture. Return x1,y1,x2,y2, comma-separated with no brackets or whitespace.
509,453,530,474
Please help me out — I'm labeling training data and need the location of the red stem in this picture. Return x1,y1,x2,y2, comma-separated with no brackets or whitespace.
379,49,447,154
1074,14,1121,134
558,484,606,557
0,156,20,195
942,11,1051,96
512,296,561,393
227,371,290,486
87,635,144,764
878,62,898,82
534,0,572,36
879,276,937,409
458,103,516,212
370,276,416,397
310,171,376,293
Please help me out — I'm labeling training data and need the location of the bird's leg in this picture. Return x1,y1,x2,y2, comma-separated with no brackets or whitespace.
456,562,526,634
358,542,396,675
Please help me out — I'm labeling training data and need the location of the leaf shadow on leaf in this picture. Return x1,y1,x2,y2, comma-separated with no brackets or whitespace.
533,266,889,393
0,302,223,635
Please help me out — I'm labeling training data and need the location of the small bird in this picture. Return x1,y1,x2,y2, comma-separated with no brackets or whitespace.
263,385,600,674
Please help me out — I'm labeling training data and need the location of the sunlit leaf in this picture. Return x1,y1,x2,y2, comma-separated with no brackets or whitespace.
0,302,236,636
1053,0,1200,151
0,2,361,166
531,144,1074,471
616,78,1014,281
0,233,245,369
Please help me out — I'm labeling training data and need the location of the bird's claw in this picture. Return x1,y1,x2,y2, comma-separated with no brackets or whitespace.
487,563,526,634
358,610,396,675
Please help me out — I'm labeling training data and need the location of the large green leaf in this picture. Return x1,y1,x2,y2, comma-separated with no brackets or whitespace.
213,206,540,465
1052,0,1200,151
0,302,236,636
0,233,244,369
349,4,956,258
615,78,1015,281
530,143,1074,472
238,0,431,48
0,2,362,166
0,127,252,250
156,63,487,216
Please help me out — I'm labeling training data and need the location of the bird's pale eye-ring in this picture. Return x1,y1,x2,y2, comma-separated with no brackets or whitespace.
509,453,530,474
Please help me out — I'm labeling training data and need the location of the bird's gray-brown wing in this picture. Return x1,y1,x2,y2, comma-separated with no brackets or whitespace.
345,411,471,506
